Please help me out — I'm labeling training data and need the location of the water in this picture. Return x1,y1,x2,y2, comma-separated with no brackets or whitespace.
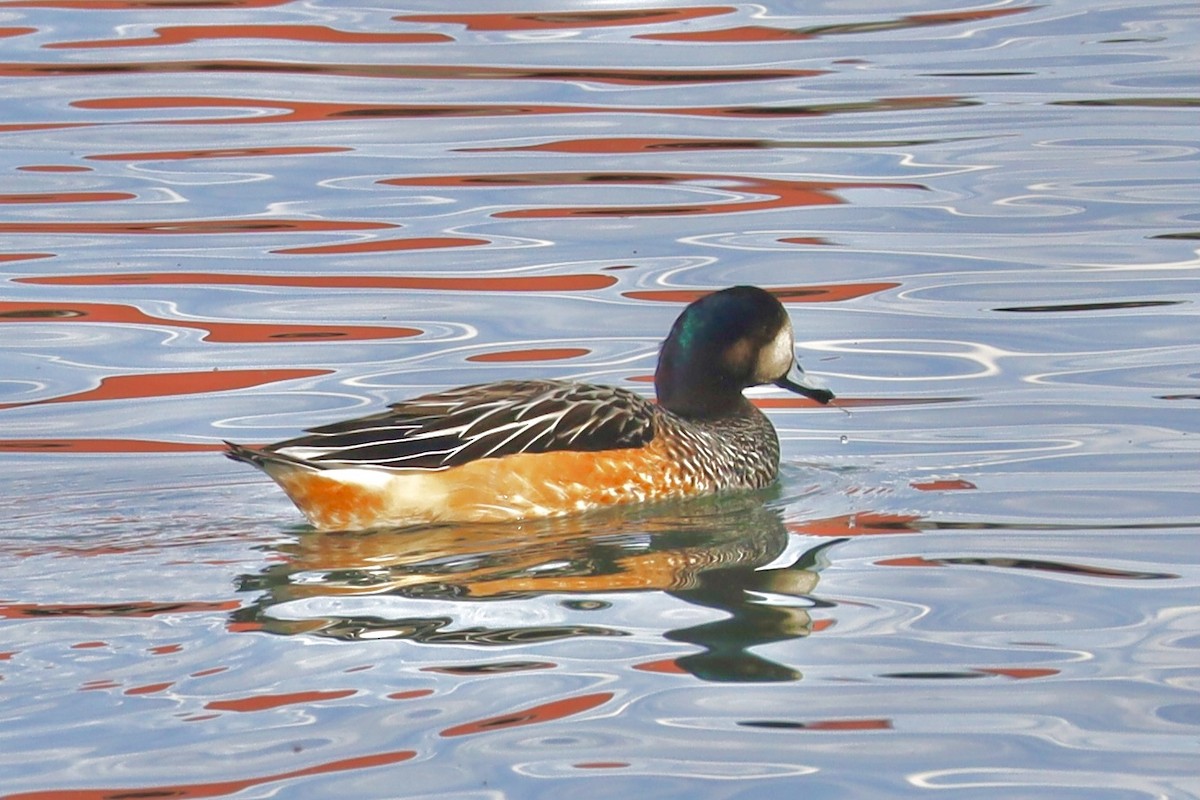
2,0,1199,797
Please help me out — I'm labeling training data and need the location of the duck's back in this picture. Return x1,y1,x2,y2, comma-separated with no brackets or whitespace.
274,379,656,469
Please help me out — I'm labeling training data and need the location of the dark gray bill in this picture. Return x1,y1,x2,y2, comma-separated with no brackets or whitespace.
774,359,834,405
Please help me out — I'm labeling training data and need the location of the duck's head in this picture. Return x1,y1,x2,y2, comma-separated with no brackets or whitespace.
654,285,834,417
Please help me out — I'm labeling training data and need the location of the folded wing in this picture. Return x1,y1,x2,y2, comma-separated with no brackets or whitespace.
269,379,657,470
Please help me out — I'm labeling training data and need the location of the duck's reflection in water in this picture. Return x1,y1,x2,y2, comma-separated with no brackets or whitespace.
233,495,846,682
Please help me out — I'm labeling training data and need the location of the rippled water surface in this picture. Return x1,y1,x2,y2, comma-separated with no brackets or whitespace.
2,0,1199,797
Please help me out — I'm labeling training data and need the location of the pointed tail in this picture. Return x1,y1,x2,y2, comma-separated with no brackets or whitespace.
224,440,322,474
224,440,271,469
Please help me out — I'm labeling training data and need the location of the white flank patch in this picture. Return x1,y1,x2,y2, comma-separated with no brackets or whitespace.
324,468,452,525
319,467,394,489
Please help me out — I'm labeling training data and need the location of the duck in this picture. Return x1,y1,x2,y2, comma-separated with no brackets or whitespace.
225,285,835,531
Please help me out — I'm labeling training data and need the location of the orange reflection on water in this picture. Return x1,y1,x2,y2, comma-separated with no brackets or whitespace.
381,172,921,218
752,396,842,409
0,218,393,235
66,95,967,125
803,718,893,730
123,682,174,696
632,658,690,674
1,61,826,85
0,368,332,410
911,478,977,491
0,0,294,7
0,252,52,262
86,145,353,162
976,667,1060,680
0,121,88,134
0,301,420,342
275,236,489,255
205,689,358,713
625,282,900,304
20,272,618,292
15,164,92,172
467,348,590,363
440,692,613,737
71,95,599,124
45,24,452,49
778,236,830,246
398,7,734,31
3,749,417,800
0,191,134,204
639,6,1033,42
792,513,923,537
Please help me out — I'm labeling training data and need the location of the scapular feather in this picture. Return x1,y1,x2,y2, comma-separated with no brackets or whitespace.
268,379,656,471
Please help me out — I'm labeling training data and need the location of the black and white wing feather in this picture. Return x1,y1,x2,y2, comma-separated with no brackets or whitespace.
269,380,657,471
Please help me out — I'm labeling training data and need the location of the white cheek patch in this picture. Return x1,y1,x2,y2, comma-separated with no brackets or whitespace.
754,322,796,382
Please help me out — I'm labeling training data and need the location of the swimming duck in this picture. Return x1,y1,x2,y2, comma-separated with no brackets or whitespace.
226,285,834,530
